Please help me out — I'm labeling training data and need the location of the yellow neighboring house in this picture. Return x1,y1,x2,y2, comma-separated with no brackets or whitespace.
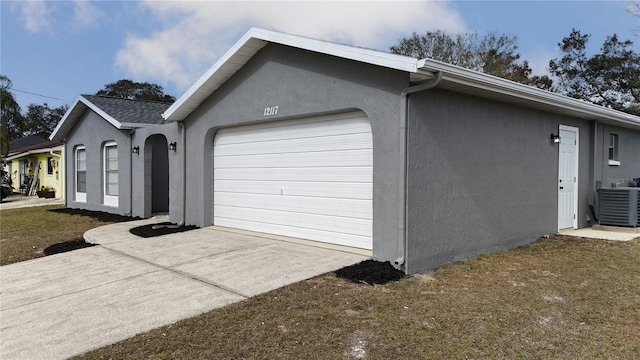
4,135,65,199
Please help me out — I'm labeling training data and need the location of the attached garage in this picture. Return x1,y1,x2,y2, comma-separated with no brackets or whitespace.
213,111,373,249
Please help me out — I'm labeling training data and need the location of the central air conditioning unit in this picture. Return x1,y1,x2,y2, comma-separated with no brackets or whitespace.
598,187,640,227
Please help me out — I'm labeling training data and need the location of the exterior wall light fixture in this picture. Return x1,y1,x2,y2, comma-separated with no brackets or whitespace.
550,134,561,144
169,142,177,152
132,146,140,154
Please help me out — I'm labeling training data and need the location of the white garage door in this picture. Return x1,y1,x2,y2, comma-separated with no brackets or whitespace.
213,111,372,249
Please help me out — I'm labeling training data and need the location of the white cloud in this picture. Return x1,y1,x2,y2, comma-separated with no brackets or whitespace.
115,0,466,91
72,0,103,29
17,0,52,33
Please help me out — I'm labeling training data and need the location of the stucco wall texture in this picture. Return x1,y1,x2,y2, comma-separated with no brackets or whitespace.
181,44,408,263
61,43,639,274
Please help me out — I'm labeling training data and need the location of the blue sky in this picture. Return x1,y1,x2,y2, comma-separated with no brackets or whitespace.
2,1,638,112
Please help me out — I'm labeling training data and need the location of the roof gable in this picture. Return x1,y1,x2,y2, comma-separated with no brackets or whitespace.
163,28,640,130
50,95,172,141
163,28,417,122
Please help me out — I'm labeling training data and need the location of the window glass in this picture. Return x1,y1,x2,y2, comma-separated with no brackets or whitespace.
104,144,118,197
76,148,86,194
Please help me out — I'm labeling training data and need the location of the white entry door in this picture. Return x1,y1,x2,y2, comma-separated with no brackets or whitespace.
557,125,579,230
213,111,373,249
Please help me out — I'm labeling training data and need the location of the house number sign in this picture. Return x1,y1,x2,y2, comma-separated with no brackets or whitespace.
263,105,279,116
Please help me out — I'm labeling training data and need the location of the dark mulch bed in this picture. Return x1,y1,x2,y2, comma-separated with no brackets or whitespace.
130,221,198,238
44,240,96,256
335,259,406,285
48,207,140,223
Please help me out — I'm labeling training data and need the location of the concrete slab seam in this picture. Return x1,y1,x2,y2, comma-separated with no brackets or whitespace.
0,269,163,311
99,246,250,299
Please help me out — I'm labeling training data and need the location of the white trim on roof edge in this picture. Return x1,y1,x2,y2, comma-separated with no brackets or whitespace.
162,27,640,130
50,95,129,141
6,145,64,161
163,28,418,122
418,59,640,128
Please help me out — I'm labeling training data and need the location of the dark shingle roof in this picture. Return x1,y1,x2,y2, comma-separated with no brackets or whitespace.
81,95,172,125
9,135,48,151
8,139,64,157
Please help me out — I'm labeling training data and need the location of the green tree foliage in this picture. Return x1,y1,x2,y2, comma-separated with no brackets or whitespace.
97,79,175,102
0,75,22,156
21,103,68,138
390,31,552,90
549,29,640,115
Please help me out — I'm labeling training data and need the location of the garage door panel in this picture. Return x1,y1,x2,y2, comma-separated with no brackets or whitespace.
215,192,371,219
215,180,372,199
213,111,372,249
214,132,372,156
214,206,372,236
215,149,372,168
214,116,370,146
214,217,372,250
215,167,372,182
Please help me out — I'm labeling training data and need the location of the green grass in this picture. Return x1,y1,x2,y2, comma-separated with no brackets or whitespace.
76,236,640,360
0,206,119,265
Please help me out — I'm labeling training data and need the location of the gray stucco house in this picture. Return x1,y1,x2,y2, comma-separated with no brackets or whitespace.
52,28,640,274
50,95,178,218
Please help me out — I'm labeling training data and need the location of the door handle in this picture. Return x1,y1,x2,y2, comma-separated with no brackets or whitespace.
560,186,564,190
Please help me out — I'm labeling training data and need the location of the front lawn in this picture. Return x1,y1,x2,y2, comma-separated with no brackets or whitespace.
77,235,640,359
0,206,126,265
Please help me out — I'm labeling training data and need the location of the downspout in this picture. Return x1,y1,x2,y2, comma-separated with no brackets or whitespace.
49,149,63,205
128,128,136,216
178,122,186,226
396,71,442,272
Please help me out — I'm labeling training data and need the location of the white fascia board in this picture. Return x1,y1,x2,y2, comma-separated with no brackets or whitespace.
78,96,123,129
418,59,640,129
163,28,419,122
49,96,83,141
252,28,418,73
49,95,123,140
6,145,64,161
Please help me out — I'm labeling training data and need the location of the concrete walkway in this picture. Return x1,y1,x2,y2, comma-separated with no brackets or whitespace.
0,219,370,360
0,194,64,210
559,227,639,241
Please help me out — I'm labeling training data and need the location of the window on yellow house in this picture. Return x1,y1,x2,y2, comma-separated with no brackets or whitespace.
47,157,54,176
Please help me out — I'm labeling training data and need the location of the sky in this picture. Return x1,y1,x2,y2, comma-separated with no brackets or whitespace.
1,0,638,112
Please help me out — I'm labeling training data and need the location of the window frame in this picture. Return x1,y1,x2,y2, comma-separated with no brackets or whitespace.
103,141,118,207
608,133,620,166
46,156,54,176
75,146,87,202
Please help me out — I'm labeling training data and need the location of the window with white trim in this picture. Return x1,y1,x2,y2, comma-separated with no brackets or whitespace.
608,133,620,166
103,142,118,206
46,157,54,176
75,146,86,202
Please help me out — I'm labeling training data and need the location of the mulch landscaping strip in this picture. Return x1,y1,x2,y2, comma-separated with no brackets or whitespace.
334,259,406,285
44,240,96,256
130,222,198,238
48,208,139,223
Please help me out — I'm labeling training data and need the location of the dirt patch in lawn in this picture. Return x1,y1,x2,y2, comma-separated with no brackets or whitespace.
335,259,406,285
129,222,198,238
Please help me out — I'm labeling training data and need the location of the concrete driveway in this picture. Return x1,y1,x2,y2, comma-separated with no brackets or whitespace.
0,219,369,360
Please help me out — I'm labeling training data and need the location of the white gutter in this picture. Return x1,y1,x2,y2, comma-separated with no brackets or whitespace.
396,72,443,270
419,59,640,129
